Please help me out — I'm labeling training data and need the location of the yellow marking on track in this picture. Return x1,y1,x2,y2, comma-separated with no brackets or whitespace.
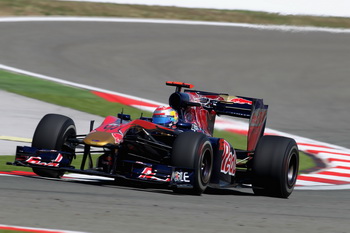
0,136,32,143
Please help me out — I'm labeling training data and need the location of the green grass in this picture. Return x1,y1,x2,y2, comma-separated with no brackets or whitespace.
0,69,316,172
0,70,151,119
299,151,315,172
0,0,349,28
0,156,32,172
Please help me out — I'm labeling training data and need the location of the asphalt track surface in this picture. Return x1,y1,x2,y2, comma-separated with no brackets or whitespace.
0,19,350,232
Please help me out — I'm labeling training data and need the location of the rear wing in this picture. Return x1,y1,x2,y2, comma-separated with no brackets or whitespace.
214,96,268,151
185,90,268,152
166,82,268,152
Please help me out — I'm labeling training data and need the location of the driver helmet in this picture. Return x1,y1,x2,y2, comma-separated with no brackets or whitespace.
152,106,178,127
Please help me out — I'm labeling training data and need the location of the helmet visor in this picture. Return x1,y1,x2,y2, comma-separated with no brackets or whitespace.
152,116,173,125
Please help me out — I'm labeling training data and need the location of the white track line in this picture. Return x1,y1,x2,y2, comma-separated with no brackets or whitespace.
60,0,350,18
0,16,350,33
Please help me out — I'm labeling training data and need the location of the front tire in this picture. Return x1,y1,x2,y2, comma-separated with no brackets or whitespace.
32,114,76,178
252,136,299,198
171,131,213,195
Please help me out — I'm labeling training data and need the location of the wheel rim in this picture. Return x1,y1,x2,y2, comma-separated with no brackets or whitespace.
200,149,212,184
62,132,76,150
287,153,298,187
61,128,77,161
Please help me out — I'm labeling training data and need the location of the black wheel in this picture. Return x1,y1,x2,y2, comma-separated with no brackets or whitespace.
252,135,299,198
31,114,76,178
171,131,213,195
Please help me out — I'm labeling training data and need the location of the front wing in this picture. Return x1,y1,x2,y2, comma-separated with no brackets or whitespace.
9,146,196,189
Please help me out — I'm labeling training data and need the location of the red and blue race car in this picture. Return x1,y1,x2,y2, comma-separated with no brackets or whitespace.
8,81,299,198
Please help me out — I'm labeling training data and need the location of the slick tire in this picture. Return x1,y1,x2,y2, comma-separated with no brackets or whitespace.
171,131,213,195
32,114,76,178
252,136,299,198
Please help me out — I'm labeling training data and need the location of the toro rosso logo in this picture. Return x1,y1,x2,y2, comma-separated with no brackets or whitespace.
219,140,236,176
138,167,171,182
26,154,63,167
229,97,252,105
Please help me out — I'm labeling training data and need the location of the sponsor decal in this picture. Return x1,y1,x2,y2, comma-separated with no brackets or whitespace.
26,154,63,167
219,140,236,176
229,97,253,105
138,167,153,179
138,167,170,182
172,171,190,183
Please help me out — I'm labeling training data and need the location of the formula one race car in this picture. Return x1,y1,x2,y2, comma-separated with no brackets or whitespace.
8,81,299,198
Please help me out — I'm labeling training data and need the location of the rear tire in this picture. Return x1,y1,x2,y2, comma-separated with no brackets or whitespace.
171,131,213,195
32,114,76,178
252,136,299,198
